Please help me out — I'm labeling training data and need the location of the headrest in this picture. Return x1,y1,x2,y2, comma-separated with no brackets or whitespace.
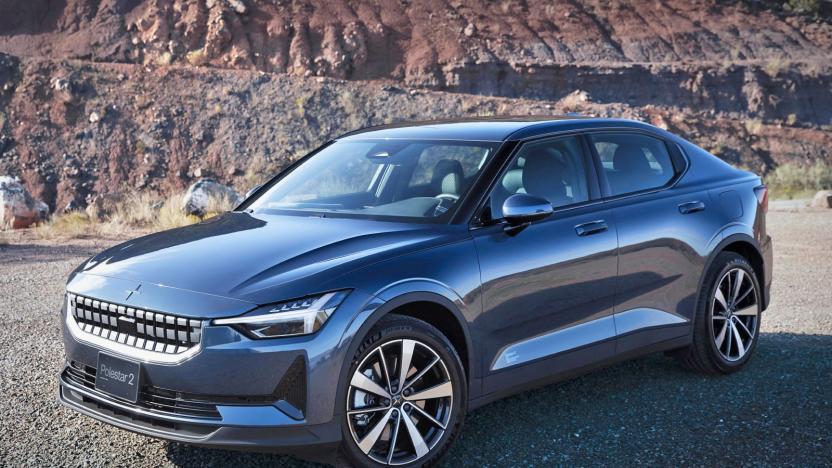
431,159,464,195
501,168,524,194
613,143,651,173
522,151,567,202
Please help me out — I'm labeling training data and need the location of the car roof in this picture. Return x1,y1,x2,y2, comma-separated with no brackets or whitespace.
337,116,663,142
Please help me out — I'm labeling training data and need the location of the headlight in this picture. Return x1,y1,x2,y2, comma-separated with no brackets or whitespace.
214,291,349,338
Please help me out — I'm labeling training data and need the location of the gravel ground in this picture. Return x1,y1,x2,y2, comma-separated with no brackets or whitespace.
1,210,830,467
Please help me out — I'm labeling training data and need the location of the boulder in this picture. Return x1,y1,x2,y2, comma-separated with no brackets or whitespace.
85,192,127,221
0,176,49,229
181,178,242,216
810,190,832,209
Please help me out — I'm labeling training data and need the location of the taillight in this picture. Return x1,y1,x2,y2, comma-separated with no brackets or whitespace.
754,185,769,213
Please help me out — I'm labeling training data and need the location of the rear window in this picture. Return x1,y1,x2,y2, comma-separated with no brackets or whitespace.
589,133,676,196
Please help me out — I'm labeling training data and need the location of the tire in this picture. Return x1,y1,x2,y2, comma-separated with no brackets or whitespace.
675,252,763,374
338,314,467,467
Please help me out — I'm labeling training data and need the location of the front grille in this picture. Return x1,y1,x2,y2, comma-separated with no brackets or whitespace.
64,361,221,419
68,293,202,355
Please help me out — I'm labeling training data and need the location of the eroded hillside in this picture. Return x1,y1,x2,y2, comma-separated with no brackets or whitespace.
2,0,830,82
0,54,828,212
0,0,829,212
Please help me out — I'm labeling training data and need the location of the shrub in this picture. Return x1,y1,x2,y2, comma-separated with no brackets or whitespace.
764,58,784,78
34,193,206,239
154,195,201,232
765,160,832,199
34,211,93,239
744,118,764,136
186,49,207,67
786,0,820,15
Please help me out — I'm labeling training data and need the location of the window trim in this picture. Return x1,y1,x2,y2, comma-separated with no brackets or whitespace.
470,133,601,226
584,130,689,201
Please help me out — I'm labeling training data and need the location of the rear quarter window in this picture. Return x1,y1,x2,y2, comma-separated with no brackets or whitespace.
589,133,676,196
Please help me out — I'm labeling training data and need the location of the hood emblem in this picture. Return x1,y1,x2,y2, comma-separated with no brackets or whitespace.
124,285,142,301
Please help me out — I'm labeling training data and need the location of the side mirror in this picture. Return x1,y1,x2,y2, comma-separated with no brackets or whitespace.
245,184,263,200
502,193,553,228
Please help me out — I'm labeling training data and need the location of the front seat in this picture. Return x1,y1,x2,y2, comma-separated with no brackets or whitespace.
489,157,525,218
431,159,464,197
521,151,571,207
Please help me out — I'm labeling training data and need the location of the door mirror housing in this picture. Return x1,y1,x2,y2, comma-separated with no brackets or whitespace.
502,193,553,226
245,184,263,200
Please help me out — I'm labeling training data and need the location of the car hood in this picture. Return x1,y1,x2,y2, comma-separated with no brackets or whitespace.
72,212,467,307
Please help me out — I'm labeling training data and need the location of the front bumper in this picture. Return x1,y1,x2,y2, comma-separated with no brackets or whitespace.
58,371,340,455
58,288,380,460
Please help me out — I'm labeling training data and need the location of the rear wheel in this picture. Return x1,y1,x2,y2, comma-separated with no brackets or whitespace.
339,315,466,467
675,252,762,374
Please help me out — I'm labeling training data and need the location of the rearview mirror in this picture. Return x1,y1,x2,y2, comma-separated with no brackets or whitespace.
502,193,553,226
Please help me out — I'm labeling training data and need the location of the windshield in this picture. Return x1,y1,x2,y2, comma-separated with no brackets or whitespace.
248,139,499,221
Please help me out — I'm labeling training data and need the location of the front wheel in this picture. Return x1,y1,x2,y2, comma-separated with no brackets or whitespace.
339,315,466,467
675,252,762,374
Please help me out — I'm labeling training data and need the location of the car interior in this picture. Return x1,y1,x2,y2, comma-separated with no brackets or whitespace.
489,136,589,219
256,141,495,219
590,133,675,196
256,134,677,220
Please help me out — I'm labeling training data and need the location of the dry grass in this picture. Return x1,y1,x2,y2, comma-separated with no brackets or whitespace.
744,118,764,136
203,192,238,216
766,160,832,200
33,212,93,239
787,0,821,15
33,193,210,240
158,195,203,232
764,58,785,78
185,49,207,67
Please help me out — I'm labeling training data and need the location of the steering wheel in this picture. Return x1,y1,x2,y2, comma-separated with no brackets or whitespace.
431,194,458,217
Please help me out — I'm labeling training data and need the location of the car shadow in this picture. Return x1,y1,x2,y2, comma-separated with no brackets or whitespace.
164,332,831,467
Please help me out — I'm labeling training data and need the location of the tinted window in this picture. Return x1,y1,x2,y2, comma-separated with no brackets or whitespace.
489,136,589,219
589,133,675,196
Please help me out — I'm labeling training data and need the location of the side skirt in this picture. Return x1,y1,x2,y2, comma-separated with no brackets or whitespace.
471,334,690,411
490,308,688,372
476,308,691,408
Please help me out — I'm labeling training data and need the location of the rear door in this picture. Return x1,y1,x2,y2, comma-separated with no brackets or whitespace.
587,131,717,354
471,135,619,396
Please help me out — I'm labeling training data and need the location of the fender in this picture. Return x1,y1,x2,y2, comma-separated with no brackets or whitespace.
695,232,766,324
332,288,476,421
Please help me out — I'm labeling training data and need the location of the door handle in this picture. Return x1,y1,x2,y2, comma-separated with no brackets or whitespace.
575,220,608,237
678,201,706,214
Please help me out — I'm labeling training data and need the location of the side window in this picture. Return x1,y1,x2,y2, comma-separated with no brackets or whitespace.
489,136,589,219
589,133,676,196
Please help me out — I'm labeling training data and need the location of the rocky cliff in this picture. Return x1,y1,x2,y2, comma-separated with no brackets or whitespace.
0,0,829,213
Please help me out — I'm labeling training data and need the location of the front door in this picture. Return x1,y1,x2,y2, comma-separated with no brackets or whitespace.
471,135,619,396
